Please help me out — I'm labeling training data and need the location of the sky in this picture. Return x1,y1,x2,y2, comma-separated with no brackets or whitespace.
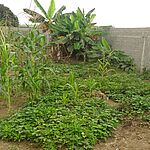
1,0,150,27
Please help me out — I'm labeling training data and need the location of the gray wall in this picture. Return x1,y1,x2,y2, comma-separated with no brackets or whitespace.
106,28,150,71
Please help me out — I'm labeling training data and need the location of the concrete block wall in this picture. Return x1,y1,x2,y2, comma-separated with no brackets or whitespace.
106,28,150,71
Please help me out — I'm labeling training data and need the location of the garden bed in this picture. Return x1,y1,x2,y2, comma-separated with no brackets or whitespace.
0,63,150,150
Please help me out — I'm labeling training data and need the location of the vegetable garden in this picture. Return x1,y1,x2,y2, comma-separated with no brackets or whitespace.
0,0,150,150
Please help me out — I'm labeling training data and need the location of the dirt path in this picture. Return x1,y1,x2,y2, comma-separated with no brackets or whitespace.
93,91,150,150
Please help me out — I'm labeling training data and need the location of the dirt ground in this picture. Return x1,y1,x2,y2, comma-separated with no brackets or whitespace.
0,97,150,150
95,119,150,150
0,141,42,150
0,95,27,118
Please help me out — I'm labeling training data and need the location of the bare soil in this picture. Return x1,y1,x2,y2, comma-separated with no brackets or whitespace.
95,119,150,150
0,141,42,150
0,95,27,118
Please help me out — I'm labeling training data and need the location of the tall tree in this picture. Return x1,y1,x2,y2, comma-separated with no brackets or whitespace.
0,4,19,27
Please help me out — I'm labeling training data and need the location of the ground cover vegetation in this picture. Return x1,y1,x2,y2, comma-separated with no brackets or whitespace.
0,0,149,150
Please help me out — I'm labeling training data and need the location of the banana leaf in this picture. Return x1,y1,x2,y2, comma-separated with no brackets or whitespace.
85,8,95,18
101,37,111,51
47,0,56,19
23,8,45,23
34,0,48,19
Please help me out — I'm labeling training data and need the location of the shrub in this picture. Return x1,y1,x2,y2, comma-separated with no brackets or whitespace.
110,50,135,71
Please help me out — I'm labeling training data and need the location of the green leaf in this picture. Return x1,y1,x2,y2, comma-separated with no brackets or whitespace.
47,0,56,19
86,8,95,18
90,14,96,23
102,37,111,51
33,0,48,19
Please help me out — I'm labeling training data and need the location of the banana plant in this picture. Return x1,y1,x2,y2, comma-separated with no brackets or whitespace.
49,7,101,60
23,0,57,32
24,0,56,22
23,0,67,33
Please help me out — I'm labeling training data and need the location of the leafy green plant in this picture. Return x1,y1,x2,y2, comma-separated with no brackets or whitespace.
96,57,111,78
90,36,135,71
97,72,150,118
139,68,150,80
110,50,135,71
85,78,97,96
0,61,149,150
0,96,120,150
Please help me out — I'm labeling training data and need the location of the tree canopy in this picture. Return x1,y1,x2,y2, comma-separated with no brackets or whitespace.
0,4,19,27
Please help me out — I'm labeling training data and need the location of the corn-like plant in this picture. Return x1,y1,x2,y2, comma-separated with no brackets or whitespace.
62,92,69,104
92,37,115,78
0,29,16,111
16,29,52,99
63,71,79,100
86,78,97,96
97,56,112,78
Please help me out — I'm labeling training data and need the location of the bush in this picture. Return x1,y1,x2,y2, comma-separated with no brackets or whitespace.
110,50,135,71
